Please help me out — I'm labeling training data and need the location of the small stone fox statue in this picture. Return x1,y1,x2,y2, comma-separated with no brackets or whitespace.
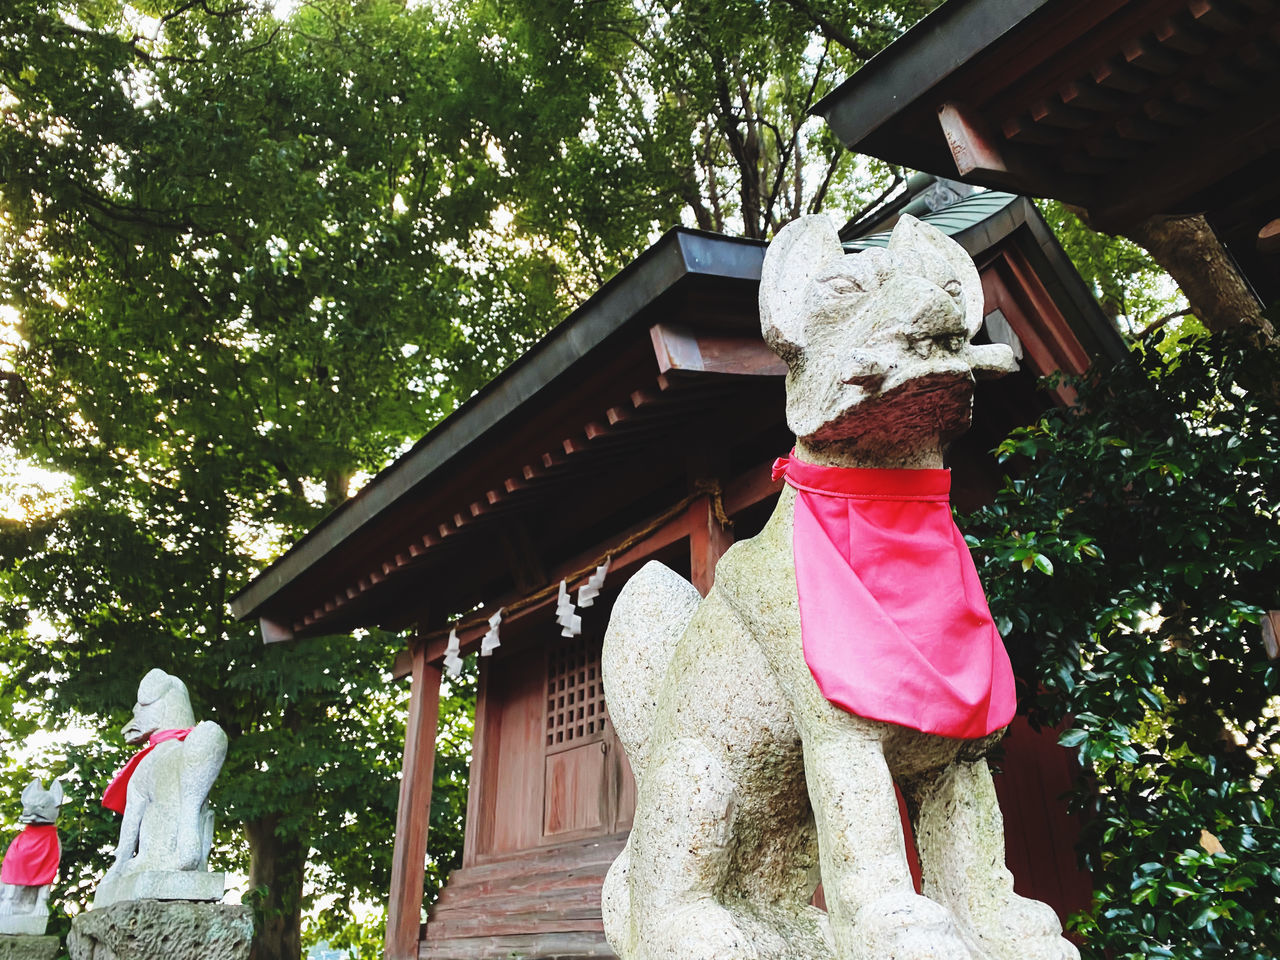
95,669,228,907
0,779,63,936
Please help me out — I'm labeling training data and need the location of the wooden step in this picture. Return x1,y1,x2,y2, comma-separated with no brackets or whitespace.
426,916,606,941
431,888,601,925
420,930,614,960
440,835,626,888
432,866,608,907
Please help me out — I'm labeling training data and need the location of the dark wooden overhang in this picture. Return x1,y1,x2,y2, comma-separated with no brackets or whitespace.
814,0,1280,301
229,227,772,645
230,197,1119,659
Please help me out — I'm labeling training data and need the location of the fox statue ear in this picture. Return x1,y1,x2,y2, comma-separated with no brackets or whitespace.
888,214,985,338
137,668,173,706
21,778,41,803
759,215,844,363
50,780,63,805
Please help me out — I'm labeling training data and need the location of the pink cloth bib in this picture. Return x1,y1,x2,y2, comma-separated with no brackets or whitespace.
775,454,1015,739
102,728,192,814
0,824,60,887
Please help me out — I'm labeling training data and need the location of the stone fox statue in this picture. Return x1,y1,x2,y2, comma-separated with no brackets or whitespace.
97,669,227,906
601,215,1078,960
0,778,63,935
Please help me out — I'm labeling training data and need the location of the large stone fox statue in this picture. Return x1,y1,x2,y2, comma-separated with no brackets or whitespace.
601,215,1078,960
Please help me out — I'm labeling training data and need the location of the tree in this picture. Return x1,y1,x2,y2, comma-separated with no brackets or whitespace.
0,1,558,956
1062,207,1273,346
469,0,937,294
967,332,1280,958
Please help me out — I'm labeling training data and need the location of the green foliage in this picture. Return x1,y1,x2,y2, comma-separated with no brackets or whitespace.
0,0,545,954
1037,200,1203,350
966,333,1280,958
477,0,932,266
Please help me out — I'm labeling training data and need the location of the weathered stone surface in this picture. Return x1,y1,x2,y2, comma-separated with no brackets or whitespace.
599,561,701,783
0,933,59,960
0,916,51,937
601,214,1076,960
96,670,228,908
68,900,251,960
93,870,224,907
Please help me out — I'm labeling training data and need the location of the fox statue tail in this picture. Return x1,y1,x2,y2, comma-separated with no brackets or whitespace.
600,560,702,786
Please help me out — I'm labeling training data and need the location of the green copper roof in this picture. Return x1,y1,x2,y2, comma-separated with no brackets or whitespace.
844,190,1019,250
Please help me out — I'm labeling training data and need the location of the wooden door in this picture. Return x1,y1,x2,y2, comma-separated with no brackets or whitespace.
542,632,628,840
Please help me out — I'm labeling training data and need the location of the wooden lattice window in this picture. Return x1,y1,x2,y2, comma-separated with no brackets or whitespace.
545,634,608,752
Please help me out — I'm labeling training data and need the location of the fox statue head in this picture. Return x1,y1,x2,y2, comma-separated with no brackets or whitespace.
121,669,196,746
759,214,1017,467
18,779,62,826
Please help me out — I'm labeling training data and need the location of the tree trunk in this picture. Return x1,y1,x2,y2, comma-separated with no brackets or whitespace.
247,814,308,960
1077,208,1274,343
1123,214,1272,341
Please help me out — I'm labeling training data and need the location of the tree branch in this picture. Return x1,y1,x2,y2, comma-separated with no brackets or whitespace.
1136,308,1192,341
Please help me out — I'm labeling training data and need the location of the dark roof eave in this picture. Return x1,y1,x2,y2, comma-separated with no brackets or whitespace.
229,228,766,621
813,0,1051,151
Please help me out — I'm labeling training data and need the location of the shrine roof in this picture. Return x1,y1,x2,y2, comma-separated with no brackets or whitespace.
813,0,1280,301
230,196,1118,649
229,228,766,635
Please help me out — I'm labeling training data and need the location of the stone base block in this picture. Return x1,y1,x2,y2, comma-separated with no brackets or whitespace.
69,900,251,960
92,871,224,908
0,934,59,960
0,916,48,937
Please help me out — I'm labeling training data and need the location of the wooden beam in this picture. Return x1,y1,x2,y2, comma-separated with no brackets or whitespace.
605,404,634,426
937,102,1011,179
391,646,414,680
259,617,294,645
688,493,734,596
386,643,442,960
1262,610,1280,660
649,323,787,378
629,386,662,409
1258,218,1280,256
460,663,491,867
723,460,784,517
1091,64,1280,224
420,499,695,662
979,250,1090,405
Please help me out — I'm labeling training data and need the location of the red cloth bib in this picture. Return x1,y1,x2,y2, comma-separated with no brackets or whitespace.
775,454,1015,739
102,728,192,814
0,824,60,887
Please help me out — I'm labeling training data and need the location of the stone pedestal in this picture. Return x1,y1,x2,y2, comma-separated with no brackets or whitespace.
0,916,48,937
0,934,59,960
68,900,251,960
92,871,224,909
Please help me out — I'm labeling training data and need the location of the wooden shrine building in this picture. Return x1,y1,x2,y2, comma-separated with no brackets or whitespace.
231,187,1124,960
814,0,1280,306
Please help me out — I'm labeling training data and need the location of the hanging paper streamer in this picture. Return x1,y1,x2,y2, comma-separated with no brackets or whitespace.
577,558,611,608
480,609,503,656
555,579,582,638
443,627,463,678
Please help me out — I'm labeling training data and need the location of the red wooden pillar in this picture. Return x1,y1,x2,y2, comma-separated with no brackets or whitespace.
385,641,442,960
688,492,734,596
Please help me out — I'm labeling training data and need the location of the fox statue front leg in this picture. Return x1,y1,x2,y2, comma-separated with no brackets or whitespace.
602,565,831,960
906,760,1079,960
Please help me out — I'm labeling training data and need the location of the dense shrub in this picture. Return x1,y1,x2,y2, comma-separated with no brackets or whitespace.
967,333,1280,959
